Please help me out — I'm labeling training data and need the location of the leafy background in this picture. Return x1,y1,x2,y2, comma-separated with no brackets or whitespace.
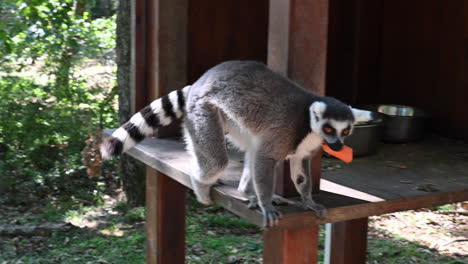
0,1,466,263
0,0,118,204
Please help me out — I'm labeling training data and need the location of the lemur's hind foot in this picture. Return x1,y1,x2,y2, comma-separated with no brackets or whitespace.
261,204,282,228
190,177,213,205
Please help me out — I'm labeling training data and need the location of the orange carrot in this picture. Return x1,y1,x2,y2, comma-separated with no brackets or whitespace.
322,143,353,163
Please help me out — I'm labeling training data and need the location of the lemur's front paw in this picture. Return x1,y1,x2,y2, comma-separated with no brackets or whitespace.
261,204,282,227
302,200,327,219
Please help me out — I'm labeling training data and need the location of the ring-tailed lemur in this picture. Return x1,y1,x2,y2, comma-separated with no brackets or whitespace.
101,61,374,227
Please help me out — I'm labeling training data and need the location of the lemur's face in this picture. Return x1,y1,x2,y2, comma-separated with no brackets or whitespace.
309,101,373,151
320,120,353,151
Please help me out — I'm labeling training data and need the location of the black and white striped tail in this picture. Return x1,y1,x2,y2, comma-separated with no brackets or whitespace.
101,86,190,159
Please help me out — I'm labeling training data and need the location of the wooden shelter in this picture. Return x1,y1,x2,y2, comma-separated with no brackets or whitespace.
116,0,468,263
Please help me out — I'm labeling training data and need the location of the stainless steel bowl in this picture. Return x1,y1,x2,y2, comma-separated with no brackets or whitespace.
364,104,427,143
345,118,383,156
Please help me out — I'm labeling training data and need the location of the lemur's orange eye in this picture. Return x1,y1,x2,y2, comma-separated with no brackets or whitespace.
342,129,350,136
324,127,333,134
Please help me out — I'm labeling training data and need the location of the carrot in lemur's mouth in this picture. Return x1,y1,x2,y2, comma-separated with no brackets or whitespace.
322,143,353,163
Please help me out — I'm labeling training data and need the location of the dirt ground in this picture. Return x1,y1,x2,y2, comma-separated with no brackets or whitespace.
369,208,467,257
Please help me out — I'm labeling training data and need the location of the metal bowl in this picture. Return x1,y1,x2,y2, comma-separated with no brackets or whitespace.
364,104,427,143
345,118,383,156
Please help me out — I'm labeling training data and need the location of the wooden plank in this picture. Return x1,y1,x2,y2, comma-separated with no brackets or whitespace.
146,167,186,264
146,0,188,137
134,0,147,110
268,0,291,75
146,0,187,98
188,0,269,83
276,188,468,229
263,225,319,264
288,0,329,95
322,138,468,199
104,130,468,229
325,218,368,264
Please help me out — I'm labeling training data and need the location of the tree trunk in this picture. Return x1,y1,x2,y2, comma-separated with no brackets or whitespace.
116,0,145,206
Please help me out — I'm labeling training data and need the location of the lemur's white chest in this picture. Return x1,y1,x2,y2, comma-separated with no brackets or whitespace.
287,132,323,160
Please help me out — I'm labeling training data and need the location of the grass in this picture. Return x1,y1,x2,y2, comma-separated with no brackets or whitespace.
0,196,465,264
368,236,465,264
1,230,145,264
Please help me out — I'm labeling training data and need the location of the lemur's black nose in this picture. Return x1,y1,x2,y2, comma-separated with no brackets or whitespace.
327,141,343,151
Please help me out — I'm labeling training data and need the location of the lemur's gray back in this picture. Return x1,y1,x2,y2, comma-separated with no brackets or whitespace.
189,61,318,131
187,61,352,158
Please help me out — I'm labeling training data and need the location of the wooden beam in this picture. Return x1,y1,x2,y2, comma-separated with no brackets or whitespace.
104,132,468,230
325,218,368,264
268,0,291,75
263,225,319,264
268,0,330,197
134,0,147,110
143,0,188,137
146,167,186,264
146,0,188,99
288,0,329,94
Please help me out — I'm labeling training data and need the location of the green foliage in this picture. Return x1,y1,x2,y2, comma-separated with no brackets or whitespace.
1,230,145,264
114,201,132,213
0,74,117,201
0,0,118,204
434,204,455,212
124,207,146,223
1,0,115,67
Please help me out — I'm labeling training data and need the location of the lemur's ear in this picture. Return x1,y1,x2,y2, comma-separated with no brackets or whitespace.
351,107,373,123
310,101,327,121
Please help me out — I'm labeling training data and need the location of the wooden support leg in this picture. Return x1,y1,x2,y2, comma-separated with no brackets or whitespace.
263,225,319,264
146,166,186,264
324,217,368,264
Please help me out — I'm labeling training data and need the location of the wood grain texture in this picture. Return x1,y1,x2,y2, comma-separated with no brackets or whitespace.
146,167,186,264
188,0,268,83
268,0,291,75
143,0,188,138
288,0,329,94
104,130,468,229
263,225,319,264
147,0,188,98
327,218,368,264
326,0,468,140
134,0,148,110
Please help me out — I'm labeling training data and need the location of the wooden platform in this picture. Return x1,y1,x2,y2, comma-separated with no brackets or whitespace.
105,130,468,229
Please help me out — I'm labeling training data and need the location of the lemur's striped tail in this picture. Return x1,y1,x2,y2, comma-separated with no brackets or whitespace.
101,86,190,159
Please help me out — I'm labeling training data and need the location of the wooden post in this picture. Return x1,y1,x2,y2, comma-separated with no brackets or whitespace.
268,0,330,196
263,226,319,264
140,0,188,137
324,218,369,264
146,167,186,264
